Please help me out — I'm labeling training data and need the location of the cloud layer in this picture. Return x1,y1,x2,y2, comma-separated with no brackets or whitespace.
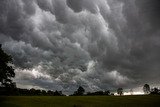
0,0,160,94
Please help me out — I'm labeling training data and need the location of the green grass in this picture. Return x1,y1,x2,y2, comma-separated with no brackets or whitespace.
0,95,160,107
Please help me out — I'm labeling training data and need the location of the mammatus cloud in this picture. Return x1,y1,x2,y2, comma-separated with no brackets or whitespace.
0,0,160,94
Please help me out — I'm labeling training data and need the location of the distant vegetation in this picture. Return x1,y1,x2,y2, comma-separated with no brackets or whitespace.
0,87,65,96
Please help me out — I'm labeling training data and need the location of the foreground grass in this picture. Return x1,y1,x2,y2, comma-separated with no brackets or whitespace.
0,95,160,107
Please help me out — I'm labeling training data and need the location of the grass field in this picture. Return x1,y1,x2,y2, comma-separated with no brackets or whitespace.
0,95,160,107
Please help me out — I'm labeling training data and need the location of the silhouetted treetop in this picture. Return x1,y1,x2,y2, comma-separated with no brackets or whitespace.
143,84,150,94
0,44,15,88
117,88,123,96
73,86,85,96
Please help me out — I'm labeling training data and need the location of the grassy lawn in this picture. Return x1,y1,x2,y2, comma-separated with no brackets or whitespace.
0,95,160,107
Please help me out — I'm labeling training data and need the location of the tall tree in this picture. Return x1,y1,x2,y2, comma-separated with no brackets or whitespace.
117,88,123,96
143,84,150,94
0,44,15,87
74,86,85,95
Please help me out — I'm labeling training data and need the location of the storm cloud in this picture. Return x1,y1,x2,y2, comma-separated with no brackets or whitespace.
0,0,160,94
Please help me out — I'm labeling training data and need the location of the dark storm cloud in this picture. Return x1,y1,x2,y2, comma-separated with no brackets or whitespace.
135,0,160,30
0,0,160,93
66,0,98,13
67,0,83,12
104,0,160,85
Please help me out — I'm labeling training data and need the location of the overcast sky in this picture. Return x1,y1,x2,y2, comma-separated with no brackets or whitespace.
0,0,160,94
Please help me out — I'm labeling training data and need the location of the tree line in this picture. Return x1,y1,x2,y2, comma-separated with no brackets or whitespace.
0,86,64,96
70,86,111,96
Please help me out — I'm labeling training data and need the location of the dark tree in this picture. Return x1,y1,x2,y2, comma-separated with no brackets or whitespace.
117,88,123,96
30,88,36,95
42,90,47,95
74,86,85,95
150,87,159,95
0,44,15,88
104,90,110,95
47,90,54,95
54,90,63,96
143,84,150,94
86,90,110,96
35,89,41,95
77,86,85,95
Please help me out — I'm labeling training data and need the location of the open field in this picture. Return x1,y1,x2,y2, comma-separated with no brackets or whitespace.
0,95,160,107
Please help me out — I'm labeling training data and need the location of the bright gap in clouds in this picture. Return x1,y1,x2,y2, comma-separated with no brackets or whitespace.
123,92,144,95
